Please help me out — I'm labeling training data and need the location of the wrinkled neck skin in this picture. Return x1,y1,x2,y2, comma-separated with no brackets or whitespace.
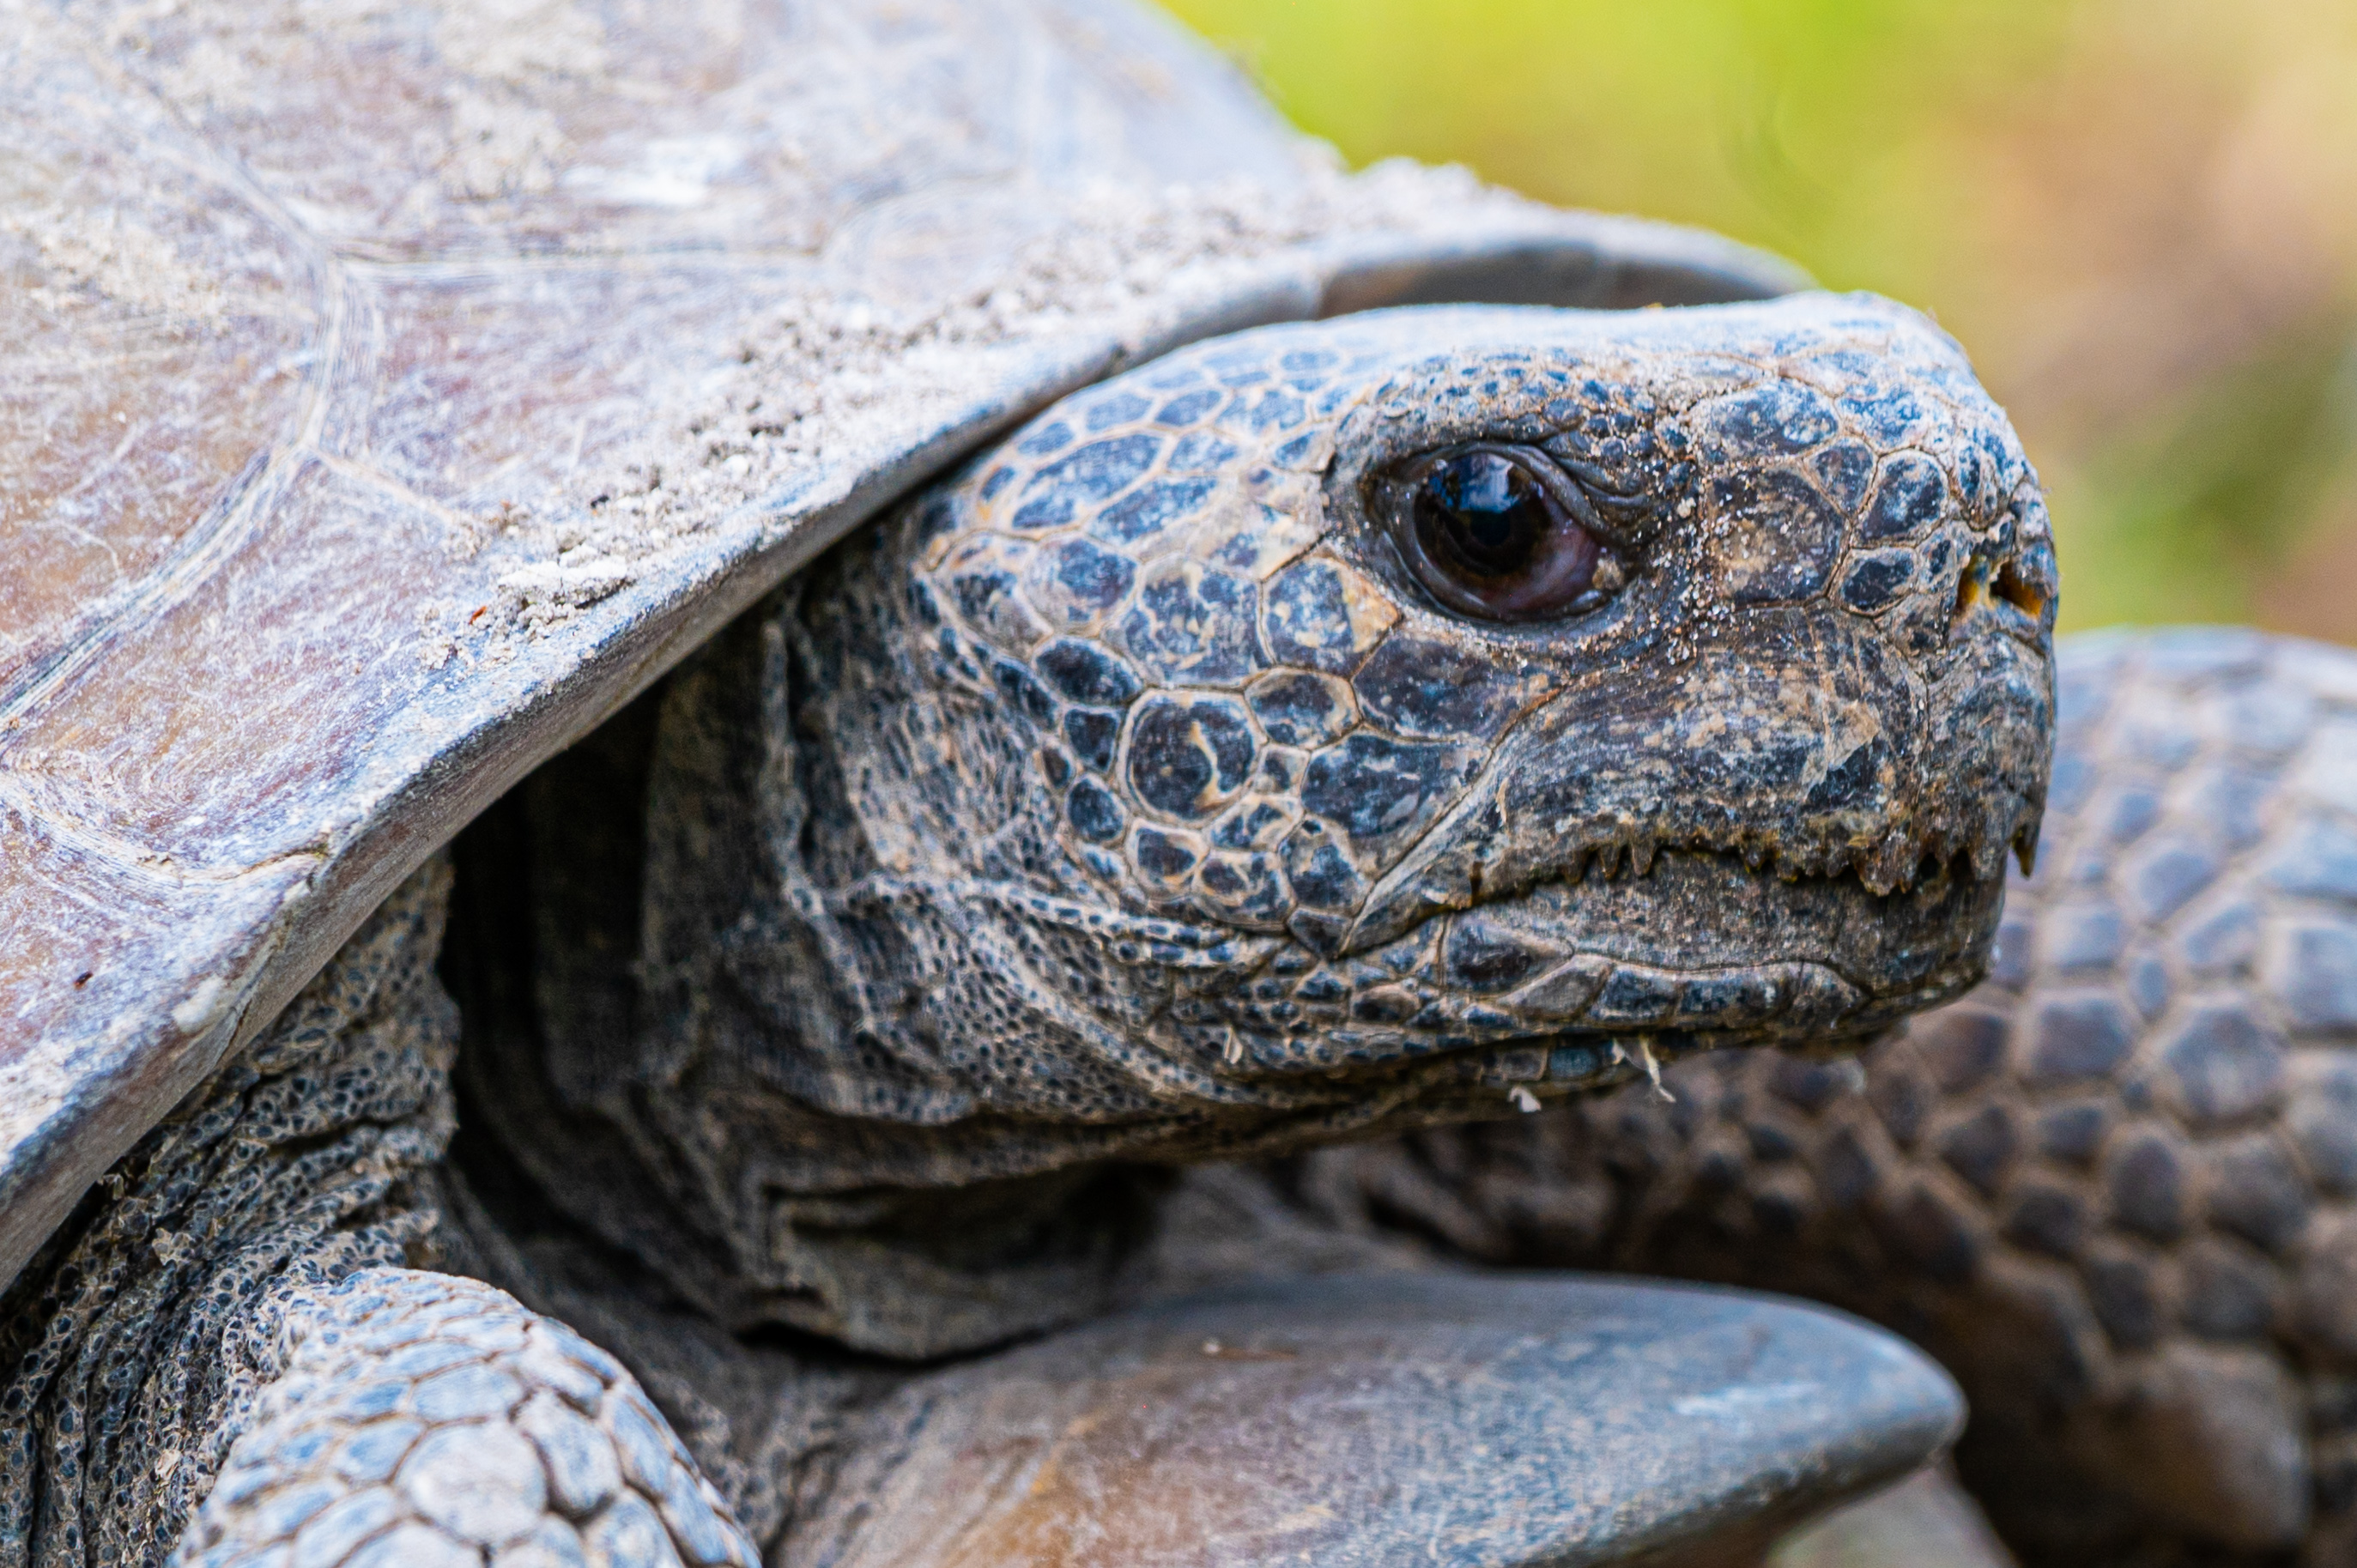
476,297,2057,1356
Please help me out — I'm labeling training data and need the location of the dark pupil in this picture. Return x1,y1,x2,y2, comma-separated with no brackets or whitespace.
1419,452,1548,578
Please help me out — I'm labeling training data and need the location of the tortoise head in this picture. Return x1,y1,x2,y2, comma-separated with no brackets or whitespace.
632,294,2053,1165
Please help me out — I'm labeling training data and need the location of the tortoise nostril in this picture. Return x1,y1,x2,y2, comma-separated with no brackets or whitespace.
1953,554,2047,625
1993,560,2046,620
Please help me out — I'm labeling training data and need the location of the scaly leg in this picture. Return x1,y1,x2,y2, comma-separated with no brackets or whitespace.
172,1268,755,1568
0,862,760,1568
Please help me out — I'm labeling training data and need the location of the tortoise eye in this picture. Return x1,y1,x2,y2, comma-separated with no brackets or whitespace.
1390,445,1615,621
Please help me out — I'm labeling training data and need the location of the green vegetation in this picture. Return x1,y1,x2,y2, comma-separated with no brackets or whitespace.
1162,0,2357,639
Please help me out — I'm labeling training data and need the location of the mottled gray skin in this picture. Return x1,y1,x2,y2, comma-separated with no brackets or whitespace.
0,296,2053,1566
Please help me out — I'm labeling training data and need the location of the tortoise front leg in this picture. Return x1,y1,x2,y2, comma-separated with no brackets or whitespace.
0,862,754,1568
173,1268,756,1568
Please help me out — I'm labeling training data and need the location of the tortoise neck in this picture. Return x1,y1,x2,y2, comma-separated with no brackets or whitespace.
439,651,1179,1359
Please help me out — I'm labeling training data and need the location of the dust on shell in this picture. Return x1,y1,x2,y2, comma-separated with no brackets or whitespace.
427,160,1535,656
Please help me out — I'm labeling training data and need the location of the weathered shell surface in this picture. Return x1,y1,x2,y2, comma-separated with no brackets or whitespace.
0,0,1803,1290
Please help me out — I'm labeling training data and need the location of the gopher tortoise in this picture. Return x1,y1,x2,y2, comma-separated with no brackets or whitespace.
15,1,2326,1565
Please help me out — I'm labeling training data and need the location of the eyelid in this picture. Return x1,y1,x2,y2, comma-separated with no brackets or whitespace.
1421,443,1638,551
1534,453,1659,548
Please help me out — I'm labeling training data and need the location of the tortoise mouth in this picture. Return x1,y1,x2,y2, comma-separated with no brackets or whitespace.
1223,844,2005,1084
1429,843,2005,1040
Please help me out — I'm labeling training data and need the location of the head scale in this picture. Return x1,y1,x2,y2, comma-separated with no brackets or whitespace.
516,294,2054,1347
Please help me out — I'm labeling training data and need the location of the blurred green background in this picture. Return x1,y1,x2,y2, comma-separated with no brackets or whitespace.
1160,0,2357,640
